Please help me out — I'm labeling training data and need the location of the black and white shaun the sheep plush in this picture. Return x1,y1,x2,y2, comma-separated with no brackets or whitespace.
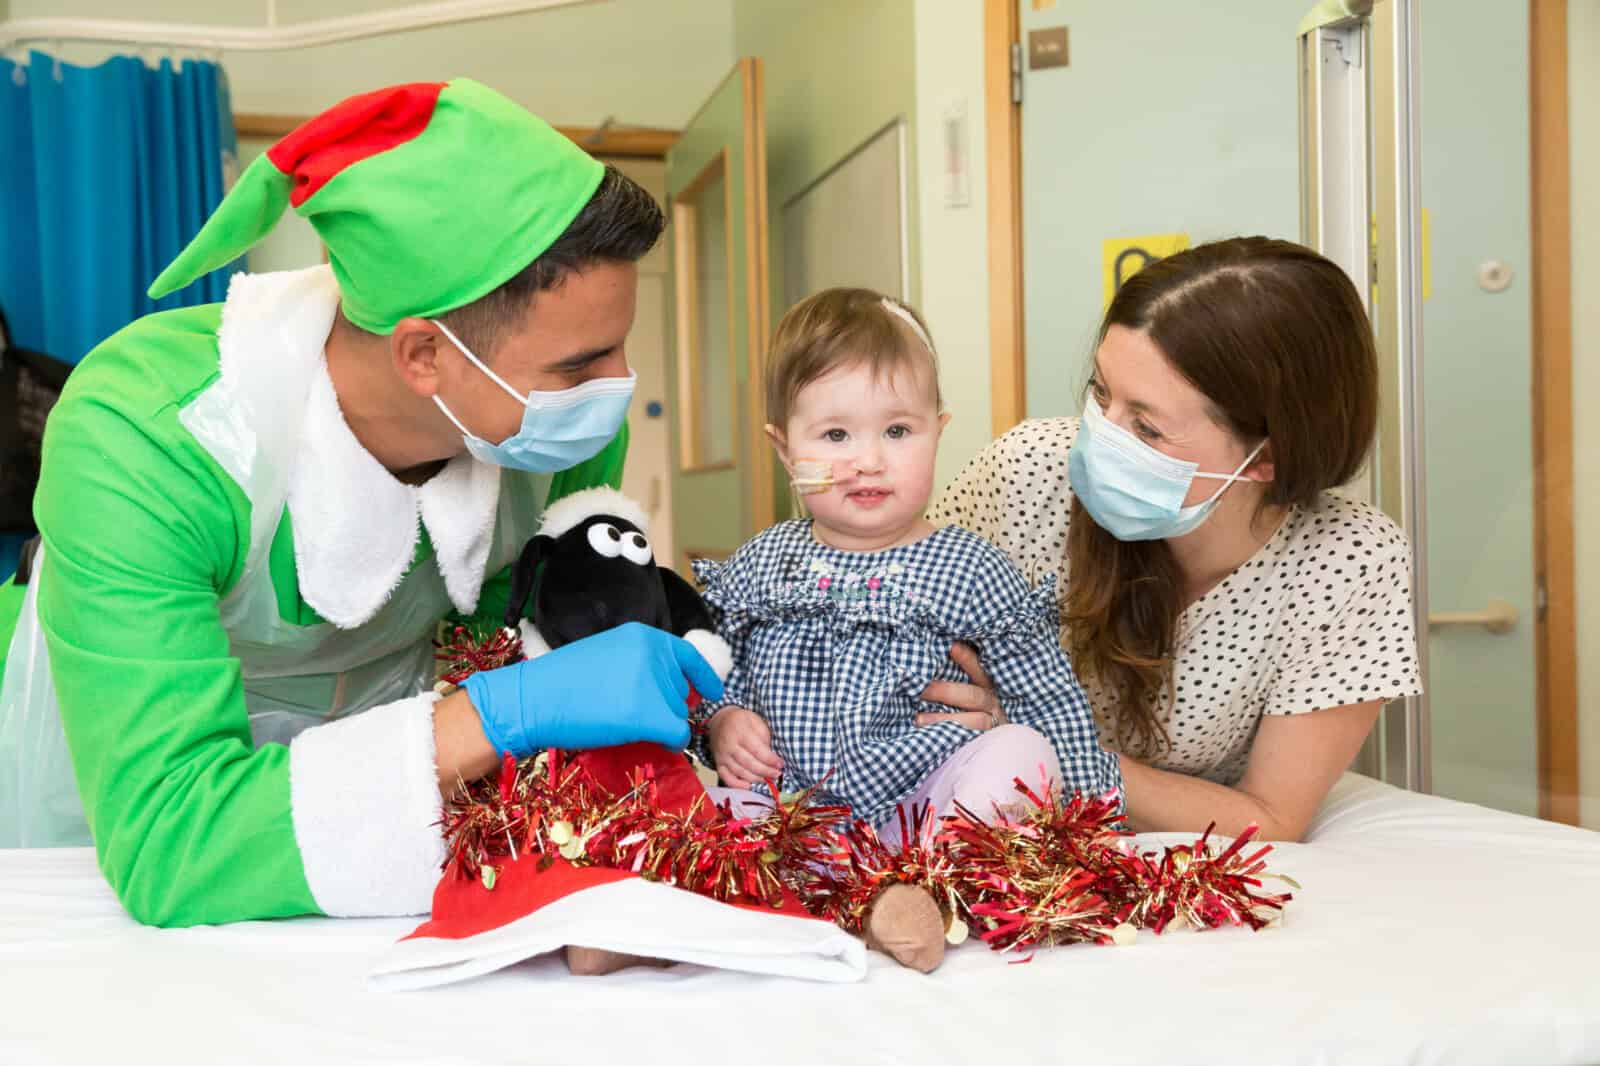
503,487,733,683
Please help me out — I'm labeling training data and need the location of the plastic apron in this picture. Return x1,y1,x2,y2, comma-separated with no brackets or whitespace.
0,271,549,846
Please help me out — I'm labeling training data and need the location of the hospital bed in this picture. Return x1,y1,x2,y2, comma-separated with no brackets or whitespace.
4,773,1599,1066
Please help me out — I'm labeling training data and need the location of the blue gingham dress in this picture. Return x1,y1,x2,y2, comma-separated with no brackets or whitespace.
691,520,1121,825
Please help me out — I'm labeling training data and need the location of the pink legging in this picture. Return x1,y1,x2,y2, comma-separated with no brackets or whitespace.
706,724,1062,847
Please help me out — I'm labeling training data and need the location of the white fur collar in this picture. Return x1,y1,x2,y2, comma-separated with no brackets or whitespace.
218,268,503,629
288,363,419,628
418,448,502,619
286,360,503,629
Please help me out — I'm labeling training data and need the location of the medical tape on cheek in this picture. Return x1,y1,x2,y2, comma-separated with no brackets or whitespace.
790,459,836,496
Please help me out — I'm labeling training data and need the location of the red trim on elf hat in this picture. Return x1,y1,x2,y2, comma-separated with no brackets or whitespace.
268,81,446,207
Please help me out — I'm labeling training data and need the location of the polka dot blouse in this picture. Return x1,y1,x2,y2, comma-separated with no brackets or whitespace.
928,417,1423,786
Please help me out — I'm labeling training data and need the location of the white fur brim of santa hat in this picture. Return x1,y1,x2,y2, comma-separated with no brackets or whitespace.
369,855,866,989
682,628,733,681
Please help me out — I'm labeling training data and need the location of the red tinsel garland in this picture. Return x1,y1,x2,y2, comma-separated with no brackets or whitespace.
443,750,1295,954
436,629,1295,954
435,625,525,685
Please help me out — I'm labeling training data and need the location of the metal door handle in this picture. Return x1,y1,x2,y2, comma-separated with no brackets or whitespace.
1428,599,1517,634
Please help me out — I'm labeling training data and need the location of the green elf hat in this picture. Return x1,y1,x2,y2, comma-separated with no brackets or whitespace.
148,78,603,334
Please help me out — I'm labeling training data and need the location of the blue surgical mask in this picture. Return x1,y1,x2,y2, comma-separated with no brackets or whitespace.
430,319,635,473
1068,398,1265,541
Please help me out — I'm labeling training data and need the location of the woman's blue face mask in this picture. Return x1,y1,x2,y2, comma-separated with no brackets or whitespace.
430,318,635,473
1068,397,1265,541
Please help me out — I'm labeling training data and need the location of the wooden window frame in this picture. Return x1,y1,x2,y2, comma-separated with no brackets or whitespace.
671,151,739,475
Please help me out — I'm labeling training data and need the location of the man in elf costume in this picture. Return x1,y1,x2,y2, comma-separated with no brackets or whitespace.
0,79,724,927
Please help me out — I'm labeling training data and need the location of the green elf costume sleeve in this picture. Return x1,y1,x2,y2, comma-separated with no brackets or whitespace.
17,78,634,926
0,580,23,672
34,307,317,924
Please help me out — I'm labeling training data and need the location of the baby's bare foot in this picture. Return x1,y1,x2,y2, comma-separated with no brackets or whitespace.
564,945,673,977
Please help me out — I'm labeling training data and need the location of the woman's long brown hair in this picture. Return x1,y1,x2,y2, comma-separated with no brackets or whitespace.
1063,237,1379,758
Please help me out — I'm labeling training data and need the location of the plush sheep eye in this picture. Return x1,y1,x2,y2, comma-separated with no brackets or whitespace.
587,523,623,558
620,531,653,565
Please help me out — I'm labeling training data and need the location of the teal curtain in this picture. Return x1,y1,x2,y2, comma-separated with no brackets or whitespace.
0,49,238,580
0,49,238,365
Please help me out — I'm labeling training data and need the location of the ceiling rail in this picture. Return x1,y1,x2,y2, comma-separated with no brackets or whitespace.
0,0,603,53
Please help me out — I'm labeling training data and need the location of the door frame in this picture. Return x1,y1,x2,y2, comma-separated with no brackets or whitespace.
662,57,774,576
983,0,1026,437
1530,0,1580,825
738,57,775,536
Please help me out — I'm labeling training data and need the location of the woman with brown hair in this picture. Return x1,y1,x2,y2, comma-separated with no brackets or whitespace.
924,236,1421,841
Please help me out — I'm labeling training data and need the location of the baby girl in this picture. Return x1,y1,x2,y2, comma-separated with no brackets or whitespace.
691,288,1120,968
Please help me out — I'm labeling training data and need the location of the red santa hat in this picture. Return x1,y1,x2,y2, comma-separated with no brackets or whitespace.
369,744,866,989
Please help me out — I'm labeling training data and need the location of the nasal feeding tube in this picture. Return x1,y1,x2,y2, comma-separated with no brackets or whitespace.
791,450,883,501
791,448,879,496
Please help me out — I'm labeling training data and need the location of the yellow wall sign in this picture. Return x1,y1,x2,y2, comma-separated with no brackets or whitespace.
1102,233,1190,309
1421,208,1432,301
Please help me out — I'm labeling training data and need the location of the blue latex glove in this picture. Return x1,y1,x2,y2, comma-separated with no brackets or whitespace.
461,622,725,757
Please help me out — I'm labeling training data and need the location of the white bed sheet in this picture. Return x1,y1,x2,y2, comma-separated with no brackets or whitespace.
3,774,1599,1066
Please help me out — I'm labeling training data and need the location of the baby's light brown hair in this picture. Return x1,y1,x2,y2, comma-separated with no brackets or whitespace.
766,288,942,429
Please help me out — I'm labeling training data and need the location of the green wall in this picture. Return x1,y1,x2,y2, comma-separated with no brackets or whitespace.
1015,0,1301,419
734,0,921,321
1419,0,1538,817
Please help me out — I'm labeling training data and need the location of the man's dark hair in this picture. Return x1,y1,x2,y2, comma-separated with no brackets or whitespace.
439,163,664,356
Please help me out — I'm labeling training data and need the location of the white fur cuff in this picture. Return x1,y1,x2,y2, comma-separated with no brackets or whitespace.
288,694,446,917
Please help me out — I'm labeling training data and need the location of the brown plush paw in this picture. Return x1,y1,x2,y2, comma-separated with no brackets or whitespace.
862,883,947,974
563,945,673,977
